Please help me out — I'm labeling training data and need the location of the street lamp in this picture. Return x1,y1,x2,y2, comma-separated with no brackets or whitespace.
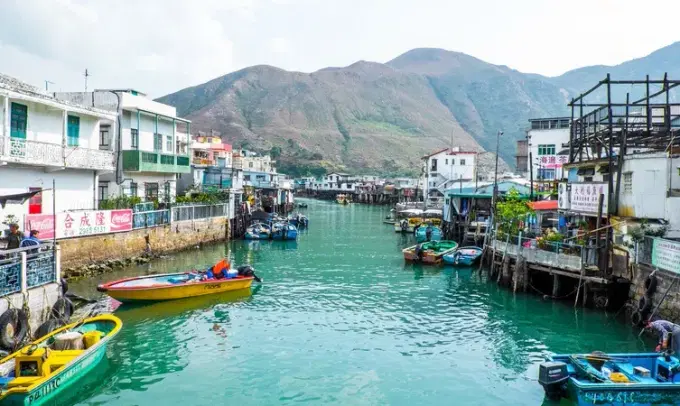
492,130,503,213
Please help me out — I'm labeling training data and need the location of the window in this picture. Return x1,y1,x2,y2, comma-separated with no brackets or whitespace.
99,125,111,148
10,103,27,139
28,187,42,214
531,121,541,130
131,129,139,149
460,159,466,165
623,172,633,194
67,115,80,146
537,144,556,155
217,157,226,168
431,159,438,171
145,183,159,201
166,136,172,152
98,182,109,201
445,159,448,165
249,162,254,168
154,134,162,152
244,175,251,181
129,182,138,197
537,168,555,180
584,176,593,182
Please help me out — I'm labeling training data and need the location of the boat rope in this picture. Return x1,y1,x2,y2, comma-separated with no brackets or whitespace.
528,281,579,300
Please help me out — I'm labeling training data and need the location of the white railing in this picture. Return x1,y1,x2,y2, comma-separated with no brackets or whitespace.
65,147,115,171
0,137,115,171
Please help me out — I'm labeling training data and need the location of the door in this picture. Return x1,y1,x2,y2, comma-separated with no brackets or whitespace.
10,103,27,139
67,115,80,146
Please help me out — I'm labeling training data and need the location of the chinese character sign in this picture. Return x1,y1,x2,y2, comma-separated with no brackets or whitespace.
568,182,608,216
25,209,133,240
538,155,569,169
652,238,680,274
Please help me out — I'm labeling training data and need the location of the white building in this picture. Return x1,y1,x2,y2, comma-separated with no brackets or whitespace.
526,117,571,181
0,74,118,221
561,151,680,239
423,147,478,198
55,90,191,204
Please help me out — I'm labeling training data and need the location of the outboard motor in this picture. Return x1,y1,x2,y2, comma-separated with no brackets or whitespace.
237,265,255,277
538,361,568,401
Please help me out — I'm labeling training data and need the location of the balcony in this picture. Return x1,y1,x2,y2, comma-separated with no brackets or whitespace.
0,137,115,172
122,150,191,174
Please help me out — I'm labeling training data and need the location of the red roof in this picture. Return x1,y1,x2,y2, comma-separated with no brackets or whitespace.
528,200,558,211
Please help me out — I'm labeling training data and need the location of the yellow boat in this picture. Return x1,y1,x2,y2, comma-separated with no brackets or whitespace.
0,314,122,406
97,263,258,302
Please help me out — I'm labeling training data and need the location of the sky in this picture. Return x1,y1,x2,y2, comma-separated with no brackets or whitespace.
1,0,679,97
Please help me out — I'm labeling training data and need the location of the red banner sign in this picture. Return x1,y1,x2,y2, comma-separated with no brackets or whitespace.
25,209,133,239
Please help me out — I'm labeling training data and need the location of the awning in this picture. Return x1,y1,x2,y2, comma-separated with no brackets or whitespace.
528,200,558,211
0,191,42,208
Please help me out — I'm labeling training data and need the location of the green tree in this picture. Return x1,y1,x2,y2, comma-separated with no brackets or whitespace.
495,188,533,238
270,146,282,159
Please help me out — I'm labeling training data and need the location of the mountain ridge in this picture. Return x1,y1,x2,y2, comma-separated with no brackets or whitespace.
158,42,680,176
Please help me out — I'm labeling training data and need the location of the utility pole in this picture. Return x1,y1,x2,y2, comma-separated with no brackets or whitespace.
84,69,91,92
492,130,503,213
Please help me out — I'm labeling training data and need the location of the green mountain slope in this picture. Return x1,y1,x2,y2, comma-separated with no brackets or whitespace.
158,42,680,174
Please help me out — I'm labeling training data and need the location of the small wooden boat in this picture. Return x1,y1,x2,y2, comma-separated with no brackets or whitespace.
0,314,122,406
244,222,271,240
97,264,256,302
539,352,680,405
272,222,298,240
443,246,483,266
403,240,458,264
415,225,443,242
297,202,308,209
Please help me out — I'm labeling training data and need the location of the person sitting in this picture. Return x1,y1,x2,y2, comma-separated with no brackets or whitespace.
19,230,41,253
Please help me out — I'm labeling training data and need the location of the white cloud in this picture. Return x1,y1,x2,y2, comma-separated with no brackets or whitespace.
268,38,291,54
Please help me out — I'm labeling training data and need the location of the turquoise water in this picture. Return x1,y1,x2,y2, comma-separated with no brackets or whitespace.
68,199,650,405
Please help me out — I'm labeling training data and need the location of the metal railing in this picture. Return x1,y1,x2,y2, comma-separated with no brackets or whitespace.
133,209,170,229
637,235,680,274
0,137,115,171
493,234,584,271
0,243,58,297
171,204,228,222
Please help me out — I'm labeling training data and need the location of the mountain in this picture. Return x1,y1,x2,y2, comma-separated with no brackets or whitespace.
158,42,680,175
159,62,481,176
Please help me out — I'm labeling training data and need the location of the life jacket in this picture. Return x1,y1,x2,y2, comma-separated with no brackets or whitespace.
212,259,230,279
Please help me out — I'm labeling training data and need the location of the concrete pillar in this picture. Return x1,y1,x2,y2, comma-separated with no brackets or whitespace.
2,96,8,139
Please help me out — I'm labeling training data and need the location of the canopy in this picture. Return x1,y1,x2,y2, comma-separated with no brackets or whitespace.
528,200,558,211
423,209,443,216
0,191,42,209
399,209,423,215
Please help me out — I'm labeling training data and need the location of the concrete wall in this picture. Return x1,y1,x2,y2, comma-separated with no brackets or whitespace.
632,265,680,322
58,216,229,271
0,167,97,221
102,172,176,201
526,127,570,180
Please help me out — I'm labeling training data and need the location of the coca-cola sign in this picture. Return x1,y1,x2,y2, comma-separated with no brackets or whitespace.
25,209,133,239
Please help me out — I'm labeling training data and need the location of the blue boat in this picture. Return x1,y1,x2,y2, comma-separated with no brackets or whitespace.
244,222,271,240
288,213,309,228
442,246,483,266
415,225,442,242
539,352,680,405
272,222,298,240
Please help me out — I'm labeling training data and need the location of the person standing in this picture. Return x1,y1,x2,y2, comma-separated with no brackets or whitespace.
6,224,23,250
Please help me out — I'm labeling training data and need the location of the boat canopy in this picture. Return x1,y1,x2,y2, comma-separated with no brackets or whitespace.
399,209,423,215
423,209,442,216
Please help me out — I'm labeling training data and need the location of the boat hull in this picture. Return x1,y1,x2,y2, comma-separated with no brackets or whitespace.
443,247,483,266
0,315,122,406
403,241,458,265
100,274,254,302
244,232,270,240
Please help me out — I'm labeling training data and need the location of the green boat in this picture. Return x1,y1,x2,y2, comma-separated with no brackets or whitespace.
0,314,122,405
403,240,458,264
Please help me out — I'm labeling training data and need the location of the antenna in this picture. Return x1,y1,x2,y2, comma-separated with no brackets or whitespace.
44,80,54,92
84,69,91,92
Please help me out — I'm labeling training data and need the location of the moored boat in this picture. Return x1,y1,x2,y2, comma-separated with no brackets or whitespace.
272,222,298,240
403,240,458,264
97,261,258,302
443,246,483,266
538,352,680,405
0,314,122,406
415,224,442,242
394,209,424,233
244,221,271,240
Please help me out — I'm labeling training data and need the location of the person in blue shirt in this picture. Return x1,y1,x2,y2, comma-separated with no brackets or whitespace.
646,319,680,353
19,230,41,253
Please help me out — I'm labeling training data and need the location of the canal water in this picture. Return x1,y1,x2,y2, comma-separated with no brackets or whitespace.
69,199,650,405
